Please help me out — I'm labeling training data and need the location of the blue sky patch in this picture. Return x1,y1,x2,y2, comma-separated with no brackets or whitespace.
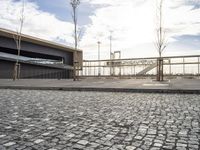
30,0,95,26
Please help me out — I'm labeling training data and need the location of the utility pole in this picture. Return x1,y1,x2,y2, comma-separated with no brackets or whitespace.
110,31,113,76
198,57,200,77
70,0,80,81
110,31,113,60
97,41,101,77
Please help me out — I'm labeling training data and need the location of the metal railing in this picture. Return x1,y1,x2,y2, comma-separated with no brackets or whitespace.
79,55,200,78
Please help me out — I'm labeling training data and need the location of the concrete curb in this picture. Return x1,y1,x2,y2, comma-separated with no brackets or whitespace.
0,86,200,94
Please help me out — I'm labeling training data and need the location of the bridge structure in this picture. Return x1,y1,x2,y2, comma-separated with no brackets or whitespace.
79,55,200,78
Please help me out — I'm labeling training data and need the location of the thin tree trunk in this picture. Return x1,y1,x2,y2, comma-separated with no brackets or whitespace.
156,0,166,81
13,0,25,81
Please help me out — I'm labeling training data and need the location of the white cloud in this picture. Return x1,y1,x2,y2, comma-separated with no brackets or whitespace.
0,0,200,60
0,0,74,45
80,0,200,59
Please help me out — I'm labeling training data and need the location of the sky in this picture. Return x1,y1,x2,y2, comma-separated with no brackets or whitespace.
0,0,200,60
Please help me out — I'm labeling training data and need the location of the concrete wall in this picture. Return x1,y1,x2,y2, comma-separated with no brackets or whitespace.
0,60,71,79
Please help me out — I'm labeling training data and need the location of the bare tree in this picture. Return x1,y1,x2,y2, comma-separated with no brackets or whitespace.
155,0,167,81
70,0,80,81
13,0,25,80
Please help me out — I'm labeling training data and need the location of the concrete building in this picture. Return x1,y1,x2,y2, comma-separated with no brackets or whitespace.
0,28,82,79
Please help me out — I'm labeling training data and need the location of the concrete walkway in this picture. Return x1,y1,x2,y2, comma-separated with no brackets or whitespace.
0,78,200,93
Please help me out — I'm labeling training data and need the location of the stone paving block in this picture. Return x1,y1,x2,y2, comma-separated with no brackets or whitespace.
34,139,45,144
105,134,115,140
0,90,199,149
154,142,162,147
126,146,136,150
150,147,160,150
3,142,16,147
77,140,89,145
22,129,31,133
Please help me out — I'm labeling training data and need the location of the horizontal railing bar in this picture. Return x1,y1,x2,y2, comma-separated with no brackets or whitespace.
82,62,200,67
83,55,200,62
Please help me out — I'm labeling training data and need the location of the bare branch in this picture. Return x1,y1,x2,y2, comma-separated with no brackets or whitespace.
155,0,168,58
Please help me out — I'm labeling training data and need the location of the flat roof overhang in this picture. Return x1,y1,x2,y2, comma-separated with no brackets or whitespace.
0,28,82,53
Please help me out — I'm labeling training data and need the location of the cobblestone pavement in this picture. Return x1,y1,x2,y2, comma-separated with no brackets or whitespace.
0,90,199,150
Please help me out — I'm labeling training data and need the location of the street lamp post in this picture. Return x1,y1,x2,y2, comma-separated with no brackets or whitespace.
97,41,101,77
109,31,113,76
110,31,112,60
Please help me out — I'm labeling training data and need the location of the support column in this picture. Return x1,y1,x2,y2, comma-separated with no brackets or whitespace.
183,57,185,75
119,64,121,77
169,59,171,75
131,66,133,76
134,65,136,76
198,57,200,77
89,62,91,76
84,66,87,76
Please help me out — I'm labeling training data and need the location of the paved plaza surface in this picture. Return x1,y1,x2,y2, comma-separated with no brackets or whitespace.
0,78,200,93
0,90,199,150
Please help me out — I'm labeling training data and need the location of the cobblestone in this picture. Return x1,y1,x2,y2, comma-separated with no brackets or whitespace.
3,142,16,147
0,90,200,149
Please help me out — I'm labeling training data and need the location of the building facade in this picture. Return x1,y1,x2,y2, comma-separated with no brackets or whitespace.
0,28,82,79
